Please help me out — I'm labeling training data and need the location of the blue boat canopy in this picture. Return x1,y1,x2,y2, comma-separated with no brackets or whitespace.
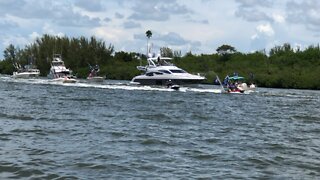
229,76,245,80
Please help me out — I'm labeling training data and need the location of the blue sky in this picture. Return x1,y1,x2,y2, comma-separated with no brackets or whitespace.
0,0,320,57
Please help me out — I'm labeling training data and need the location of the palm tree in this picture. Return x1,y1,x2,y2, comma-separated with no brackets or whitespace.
145,30,152,54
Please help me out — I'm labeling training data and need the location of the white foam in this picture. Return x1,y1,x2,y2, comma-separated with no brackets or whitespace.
0,76,227,94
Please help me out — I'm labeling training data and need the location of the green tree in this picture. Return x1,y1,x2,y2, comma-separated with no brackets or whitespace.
160,47,173,57
216,44,236,56
3,44,17,62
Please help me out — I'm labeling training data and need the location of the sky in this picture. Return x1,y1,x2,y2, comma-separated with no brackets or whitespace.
0,0,320,57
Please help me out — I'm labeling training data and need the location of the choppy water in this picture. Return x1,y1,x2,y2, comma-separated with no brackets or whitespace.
0,76,319,179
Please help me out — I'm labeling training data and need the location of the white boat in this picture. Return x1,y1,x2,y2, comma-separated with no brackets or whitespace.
13,68,40,78
87,64,104,83
131,55,205,85
12,62,40,78
47,54,77,83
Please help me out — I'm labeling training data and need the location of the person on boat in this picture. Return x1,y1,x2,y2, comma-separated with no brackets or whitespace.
157,56,164,66
88,64,99,78
228,82,236,92
166,80,172,87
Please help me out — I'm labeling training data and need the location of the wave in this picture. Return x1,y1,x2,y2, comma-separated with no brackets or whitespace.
0,76,225,94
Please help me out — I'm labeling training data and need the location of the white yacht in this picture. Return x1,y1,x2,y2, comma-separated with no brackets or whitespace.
47,54,77,83
13,65,40,78
131,55,205,85
12,60,40,79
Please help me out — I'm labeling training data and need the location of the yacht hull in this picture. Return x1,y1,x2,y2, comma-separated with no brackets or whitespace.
131,78,203,85
87,76,104,83
51,77,77,83
13,72,40,79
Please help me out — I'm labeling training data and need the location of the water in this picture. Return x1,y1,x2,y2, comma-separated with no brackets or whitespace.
0,76,319,179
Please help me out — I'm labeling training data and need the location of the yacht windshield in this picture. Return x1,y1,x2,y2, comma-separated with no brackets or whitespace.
52,61,64,66
159,70,171,74
170,69,186,73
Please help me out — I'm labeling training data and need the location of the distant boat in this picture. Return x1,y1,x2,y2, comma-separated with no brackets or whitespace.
12,56,40,78
47,54,77,83
87,64,104,83
13,65,40,79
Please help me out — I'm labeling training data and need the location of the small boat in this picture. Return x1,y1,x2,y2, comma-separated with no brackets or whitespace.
87,64,104,83
166,80,180,90
222,75,256,93
169,84,180,90
13,68,40,78
47,54,77,83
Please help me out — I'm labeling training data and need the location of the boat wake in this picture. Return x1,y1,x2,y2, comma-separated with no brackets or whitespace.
0,76,231,94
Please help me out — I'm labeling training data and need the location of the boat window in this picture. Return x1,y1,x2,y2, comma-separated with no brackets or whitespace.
146,72,154,76
159,70,171,74
170,69,186,73
154,72,163,75
53,62,64,66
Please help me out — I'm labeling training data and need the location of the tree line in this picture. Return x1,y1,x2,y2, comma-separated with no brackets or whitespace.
0,34,320,89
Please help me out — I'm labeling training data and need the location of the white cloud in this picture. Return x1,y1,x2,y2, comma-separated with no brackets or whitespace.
256,24,275,36
272,13,285,23
29,32,41,41
2,35,29,48
250,23,275,51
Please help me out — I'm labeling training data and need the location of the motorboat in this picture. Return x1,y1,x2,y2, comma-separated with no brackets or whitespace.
222,75,256,93
13,66,40,78
87,64,104,83
131,55,205,85
47,54,77,83
12,61,40,78
165,79,180,90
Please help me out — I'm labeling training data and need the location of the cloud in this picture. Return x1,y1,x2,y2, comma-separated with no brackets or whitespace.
0,0,27,16
235,0,275,22
256,24,274,36
128,0,192,21
29,32,41,40
133,32,185,45
115,12,124,19
235,9,273,22
54,14,101,27
0,0,102,27
186,18,209,24
250,23,275,50
286,0,320,31
74,0,104,12
158,32,188,45
2,35,30,48
272,13,285,23
131,30,202,55
236,0,273,8
123,21,141,29
41,23,65,37
0,19,19,30
104,17,111,22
